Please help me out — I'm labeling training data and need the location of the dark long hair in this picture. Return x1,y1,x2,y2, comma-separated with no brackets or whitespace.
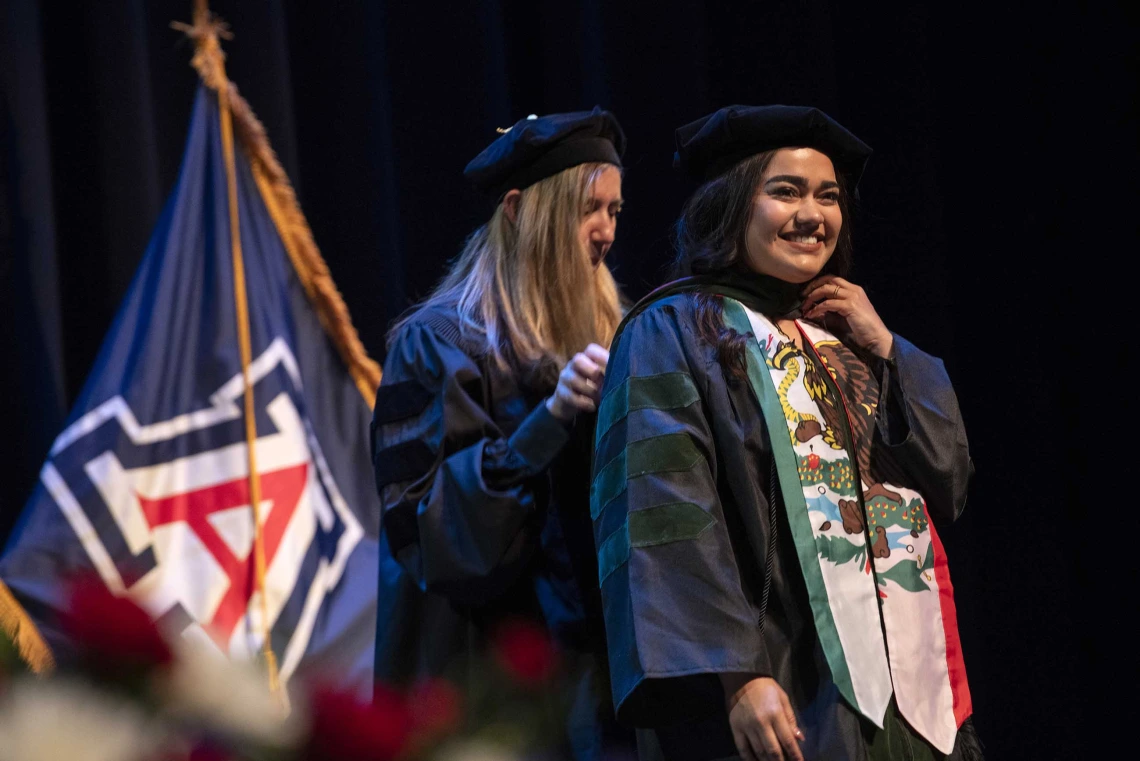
671,150,855,376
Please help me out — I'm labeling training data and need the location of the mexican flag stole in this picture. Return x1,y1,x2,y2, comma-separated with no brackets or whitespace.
722,298,971,755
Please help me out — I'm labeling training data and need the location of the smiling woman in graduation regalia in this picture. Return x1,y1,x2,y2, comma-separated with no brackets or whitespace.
370,109,633,759
592,106,982,761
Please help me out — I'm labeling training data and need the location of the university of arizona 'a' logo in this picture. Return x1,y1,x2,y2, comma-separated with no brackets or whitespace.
41,339,362,684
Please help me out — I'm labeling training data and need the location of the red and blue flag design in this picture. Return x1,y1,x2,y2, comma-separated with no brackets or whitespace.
0,86,380,692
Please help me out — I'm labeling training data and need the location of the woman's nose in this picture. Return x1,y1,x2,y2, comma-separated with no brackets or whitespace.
795,202,825,227
595,218,616,244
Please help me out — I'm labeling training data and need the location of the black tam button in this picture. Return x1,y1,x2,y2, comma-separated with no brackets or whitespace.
464,107,626,197
673,105,872,190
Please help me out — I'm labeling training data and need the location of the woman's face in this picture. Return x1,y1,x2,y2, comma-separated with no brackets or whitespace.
742,148,842,283
580,165,623,267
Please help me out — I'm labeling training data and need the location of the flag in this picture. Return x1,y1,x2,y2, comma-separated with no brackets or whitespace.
0,75,382,692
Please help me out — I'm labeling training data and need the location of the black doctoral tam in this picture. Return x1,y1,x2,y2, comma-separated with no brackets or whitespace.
674,104,871,189
465,107,625,197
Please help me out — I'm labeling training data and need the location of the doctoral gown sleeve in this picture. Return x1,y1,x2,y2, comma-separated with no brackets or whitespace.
371,320,570,605
873,334,973,523
592,302,769,727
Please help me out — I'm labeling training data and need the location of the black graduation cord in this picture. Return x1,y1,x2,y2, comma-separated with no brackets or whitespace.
758,456,778,634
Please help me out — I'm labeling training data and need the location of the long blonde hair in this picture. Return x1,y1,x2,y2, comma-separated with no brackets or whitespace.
389,162,623,386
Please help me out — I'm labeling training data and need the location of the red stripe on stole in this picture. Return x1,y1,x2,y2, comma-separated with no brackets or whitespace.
926,516,972,726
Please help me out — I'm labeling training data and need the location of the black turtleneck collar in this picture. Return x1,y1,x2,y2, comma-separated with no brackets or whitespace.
614,269,804,344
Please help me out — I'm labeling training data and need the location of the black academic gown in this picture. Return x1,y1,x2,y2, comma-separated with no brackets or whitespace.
371,304,632,760
592,284,979,761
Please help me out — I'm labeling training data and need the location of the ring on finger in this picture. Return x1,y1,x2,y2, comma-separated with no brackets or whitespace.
831,284,841,299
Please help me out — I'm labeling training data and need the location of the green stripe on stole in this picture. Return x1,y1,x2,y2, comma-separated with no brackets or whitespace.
720,298,859,711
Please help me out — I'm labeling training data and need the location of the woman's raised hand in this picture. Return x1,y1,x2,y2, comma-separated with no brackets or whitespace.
722,675,805,761
546,343,609,422
801,275,894,359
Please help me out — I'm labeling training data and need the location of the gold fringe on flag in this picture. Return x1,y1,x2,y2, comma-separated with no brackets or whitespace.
0,579,55,674
174,1,382,407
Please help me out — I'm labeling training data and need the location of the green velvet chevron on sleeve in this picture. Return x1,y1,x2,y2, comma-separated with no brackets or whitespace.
591,432,703,520
598,502,717,583
596,372,700,443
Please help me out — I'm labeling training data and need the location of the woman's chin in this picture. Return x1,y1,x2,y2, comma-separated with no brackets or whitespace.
764,264,822,284
744,252,829,284
784,256,831,283
784,270,819,284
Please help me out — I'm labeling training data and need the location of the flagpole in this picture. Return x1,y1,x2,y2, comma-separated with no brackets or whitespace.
221,63,282,696
174,0,280,694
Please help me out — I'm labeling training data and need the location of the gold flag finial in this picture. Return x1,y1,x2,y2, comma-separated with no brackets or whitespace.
171,0,233,90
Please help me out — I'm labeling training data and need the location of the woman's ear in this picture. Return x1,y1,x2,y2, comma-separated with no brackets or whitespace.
502,189,522,224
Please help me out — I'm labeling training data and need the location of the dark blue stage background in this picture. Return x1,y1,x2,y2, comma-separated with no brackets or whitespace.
3,1,1129,757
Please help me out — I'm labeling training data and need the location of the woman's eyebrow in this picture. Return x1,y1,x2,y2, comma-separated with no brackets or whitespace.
764,174,807,187
764,175,840,191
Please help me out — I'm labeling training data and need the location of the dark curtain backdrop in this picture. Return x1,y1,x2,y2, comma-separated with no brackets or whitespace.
3,0,1131,756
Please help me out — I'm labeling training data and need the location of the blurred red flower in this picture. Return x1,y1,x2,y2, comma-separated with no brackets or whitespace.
62,576,172,669
148,741,233,761
302,683,411,761
408,677,463,739
493,619,558,687
186,742,234,761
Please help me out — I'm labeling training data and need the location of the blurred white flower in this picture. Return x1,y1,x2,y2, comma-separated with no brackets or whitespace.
434,739,522,761
156,641,305,748
0,677,163,761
